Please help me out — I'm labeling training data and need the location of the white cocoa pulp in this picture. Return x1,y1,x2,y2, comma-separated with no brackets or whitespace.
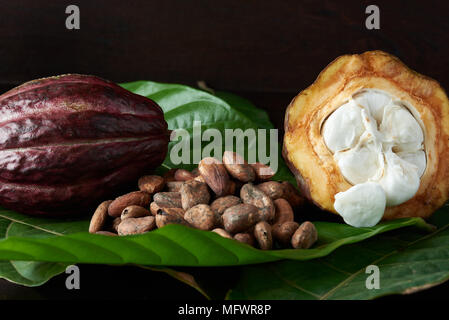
322,89,425,227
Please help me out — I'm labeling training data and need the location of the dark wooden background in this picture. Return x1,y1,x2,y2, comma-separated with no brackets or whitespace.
0,0,448,300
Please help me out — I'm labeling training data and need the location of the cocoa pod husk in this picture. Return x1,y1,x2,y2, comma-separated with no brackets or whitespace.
108,191,151,218
0,74,168,216
89,200,113,233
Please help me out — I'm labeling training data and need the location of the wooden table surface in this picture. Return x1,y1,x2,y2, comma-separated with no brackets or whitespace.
0,0,448,299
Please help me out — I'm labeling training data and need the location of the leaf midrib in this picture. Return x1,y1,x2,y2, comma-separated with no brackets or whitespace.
0,213,63,237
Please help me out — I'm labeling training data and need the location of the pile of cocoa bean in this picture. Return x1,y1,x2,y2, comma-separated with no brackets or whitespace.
89,151,318,250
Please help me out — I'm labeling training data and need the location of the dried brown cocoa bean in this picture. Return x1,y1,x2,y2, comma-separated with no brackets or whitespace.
121,205,151,220
166,181,184,192
108,191,151,218
174,169,195,181
273,198,294,225
250,162,275,181
240,183,275,222
222,203,260,233
212,228,233,239
184,204,216,230
281,181,305,208
291,221,318,249
180,180,210,210
210,195,242,216
198,157,230,197
153,192,182,208
155,207,188,228
117,216,155,235
222,151,255,182
138,175,165,194
149,201,161,215
272,221,299,246
89,200,113,233
257,181,284,200
254,221,273,250
95,231,118,236
234,233,255,246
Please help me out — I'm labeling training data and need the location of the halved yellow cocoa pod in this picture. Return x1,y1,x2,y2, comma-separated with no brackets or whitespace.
283,50,449,220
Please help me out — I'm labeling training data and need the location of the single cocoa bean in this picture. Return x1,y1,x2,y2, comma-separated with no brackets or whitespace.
174,169,195,181
212,228,233,239
250,162,275,181
155,207,188,228
117,216,155,235
222,203,260,233
153,192,182,208
108,191,151,218
272,221,299,246
198,157,230,197
121,205,150,220
166,181,184,192
273,198,294,225
138,175,165,194
254,221,273,250
222,151,255,182
291,221,318,249
281,181,305,208
180,180,210,210
89,200,113,233
234,233,255,246
240,183,275,222
184,204,216,230
210,195,242,216
257,181,284,200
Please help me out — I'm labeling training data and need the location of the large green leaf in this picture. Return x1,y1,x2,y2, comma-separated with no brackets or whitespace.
226,205,449,300
0,207,431,267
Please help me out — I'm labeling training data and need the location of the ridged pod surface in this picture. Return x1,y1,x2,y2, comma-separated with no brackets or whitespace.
0,74,169,216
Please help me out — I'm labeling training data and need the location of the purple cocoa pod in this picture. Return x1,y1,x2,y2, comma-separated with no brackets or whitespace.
0,74,169,216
